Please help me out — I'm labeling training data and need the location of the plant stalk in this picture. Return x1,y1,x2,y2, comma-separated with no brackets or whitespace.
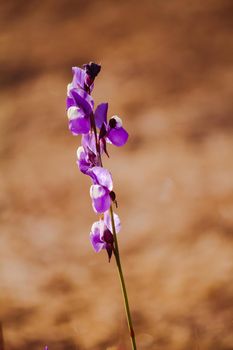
91,111,137,350
109,205,137,350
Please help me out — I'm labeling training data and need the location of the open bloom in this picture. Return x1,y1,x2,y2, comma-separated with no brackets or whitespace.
89,167,114,213
67,88,94,135
76,133,102,174
107,115,129,146
95,103,129,147
90,211,121,260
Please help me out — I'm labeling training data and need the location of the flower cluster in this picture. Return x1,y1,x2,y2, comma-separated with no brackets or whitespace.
66,62,128,260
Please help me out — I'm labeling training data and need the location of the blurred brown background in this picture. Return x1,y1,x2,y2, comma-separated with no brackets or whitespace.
0,0,233,349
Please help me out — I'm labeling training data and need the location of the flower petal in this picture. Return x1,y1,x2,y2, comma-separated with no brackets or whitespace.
90,185,111,213
70,88,94,116
76,146,91,173
104,211,121,233
72,66,86,90
95,103,108,129
90,221,105,252
68,107,90,134
66,96,75,110
107,127,129,147
90,167,113,190
82,133,97,155
69,119,90,135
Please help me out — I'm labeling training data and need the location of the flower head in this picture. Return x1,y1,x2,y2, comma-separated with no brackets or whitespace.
76,133,102,174
71,62,101,93
107,116,129,147
89,167,113,213
94,104,129,147
66,63,101,135
66,88,94,135
66,62,128,256
90,211,121,261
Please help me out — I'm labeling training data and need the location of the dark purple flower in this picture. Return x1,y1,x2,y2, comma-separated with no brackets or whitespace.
83,62,101,89
90,211,121,260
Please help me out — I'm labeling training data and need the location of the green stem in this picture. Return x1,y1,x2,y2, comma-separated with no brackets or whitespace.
109,205,137,350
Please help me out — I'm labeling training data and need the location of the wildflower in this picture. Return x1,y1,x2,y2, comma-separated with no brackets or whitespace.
76,133,102,174
95,103,129,147
66,63,100,135
66,89,94,135
66,63,127,231
70,62,101,94
107,115,129,146
90,211,121,261
66,63,137,349
89,167,113,213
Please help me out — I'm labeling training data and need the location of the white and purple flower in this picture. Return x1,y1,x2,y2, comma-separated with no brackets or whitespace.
90,211,121,261
95,103,129,147
76,133,102,175
67,88,94,135
89,167,113,213
66,63,101,135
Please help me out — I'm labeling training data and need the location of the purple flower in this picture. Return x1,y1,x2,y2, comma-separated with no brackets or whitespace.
67,106,91,135
66,64,100,135
77,146,93,174
66,63,129,255
67,88,94,135
107,116,129,147
76,133,103,174
90,211,121,260
94,105,129,147
89,167,113,213
70,62,101,94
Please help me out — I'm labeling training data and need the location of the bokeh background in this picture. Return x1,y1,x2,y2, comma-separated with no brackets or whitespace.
0,0,233,349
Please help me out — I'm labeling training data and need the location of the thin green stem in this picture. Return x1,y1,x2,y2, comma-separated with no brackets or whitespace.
109,205,137,350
